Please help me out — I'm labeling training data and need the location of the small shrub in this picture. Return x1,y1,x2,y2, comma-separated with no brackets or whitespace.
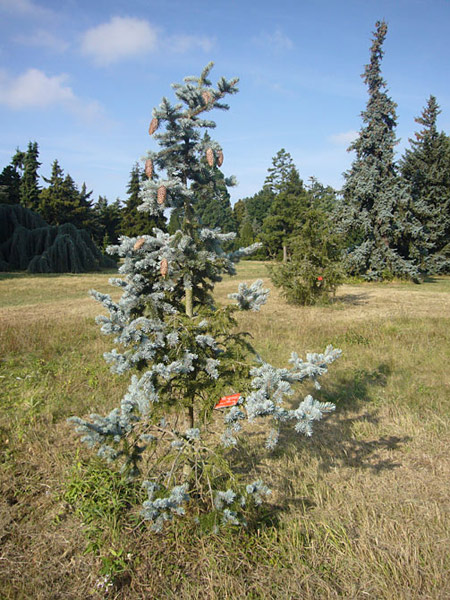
268,208,344,305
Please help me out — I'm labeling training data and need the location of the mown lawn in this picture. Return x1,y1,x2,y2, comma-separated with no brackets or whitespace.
1,263,449,599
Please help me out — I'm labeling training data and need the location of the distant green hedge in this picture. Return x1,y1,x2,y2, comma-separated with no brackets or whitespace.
0,204,115,273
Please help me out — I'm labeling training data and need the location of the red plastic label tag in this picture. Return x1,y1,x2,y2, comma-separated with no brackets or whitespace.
214,393,241,409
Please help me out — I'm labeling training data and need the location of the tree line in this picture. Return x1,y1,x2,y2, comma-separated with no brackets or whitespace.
233,21,450,291
1,20,449,283
0,148,167,251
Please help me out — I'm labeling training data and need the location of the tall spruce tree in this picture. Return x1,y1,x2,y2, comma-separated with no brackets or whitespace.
19,141,41,211
400,96,450,273
69,64,341,531
340,21,420,281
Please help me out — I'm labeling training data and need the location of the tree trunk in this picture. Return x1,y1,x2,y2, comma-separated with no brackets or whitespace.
185,286,194,427
185,287,193,318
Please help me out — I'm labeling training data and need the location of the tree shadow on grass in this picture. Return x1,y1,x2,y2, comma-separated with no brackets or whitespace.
422,275,440,284
232,362,412,525
280,362,411,472
331,292,370,306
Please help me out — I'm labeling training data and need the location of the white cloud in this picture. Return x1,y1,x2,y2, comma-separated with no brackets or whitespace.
0,68,105,122
253,27,294,52
0,68,74,108
14,29,69,52
81,16,158,66
169,34,215,54
329,130,358,146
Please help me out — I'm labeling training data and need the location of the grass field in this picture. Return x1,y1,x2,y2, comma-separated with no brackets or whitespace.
1,262,449,599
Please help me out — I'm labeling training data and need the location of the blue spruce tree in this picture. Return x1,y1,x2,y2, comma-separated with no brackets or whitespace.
69,64,341,531
339,21,421,281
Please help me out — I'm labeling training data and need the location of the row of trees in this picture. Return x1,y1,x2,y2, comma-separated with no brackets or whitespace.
233,21,450,288
2,21,448,283
0,148,166,250
232,149,338,258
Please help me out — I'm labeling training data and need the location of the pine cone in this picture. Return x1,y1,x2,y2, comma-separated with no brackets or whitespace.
148,117,159,135
160,258,168,277
145,159,153,178
133,237,145,251
202,90,213,105
216,150,224,167
206,147,214,167
157,185,167,205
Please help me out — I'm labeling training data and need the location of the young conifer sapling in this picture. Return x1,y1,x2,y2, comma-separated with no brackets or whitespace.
69,64,341,532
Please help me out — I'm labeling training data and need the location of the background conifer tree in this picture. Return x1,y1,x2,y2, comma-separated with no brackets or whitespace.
306,177,338,213
236,187,275,239
400,95,450,273
0,164,21,205
18,141,41,211
190,135,236,234
264,148,297,194
39,159,67,224
121,163,166,237
39,160,82,226
77,182,96,234
237,212,256,248
232,149,300,253
261,164,309,260
92,196,123,247
339,21,420,281
39,160,98,233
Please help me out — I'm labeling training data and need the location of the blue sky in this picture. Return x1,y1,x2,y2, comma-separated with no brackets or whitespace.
1,0,449,206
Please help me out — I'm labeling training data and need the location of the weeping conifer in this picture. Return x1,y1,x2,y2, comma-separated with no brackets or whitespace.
0,204,115,273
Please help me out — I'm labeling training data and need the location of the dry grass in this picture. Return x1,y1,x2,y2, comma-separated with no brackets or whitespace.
1,264,449,599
